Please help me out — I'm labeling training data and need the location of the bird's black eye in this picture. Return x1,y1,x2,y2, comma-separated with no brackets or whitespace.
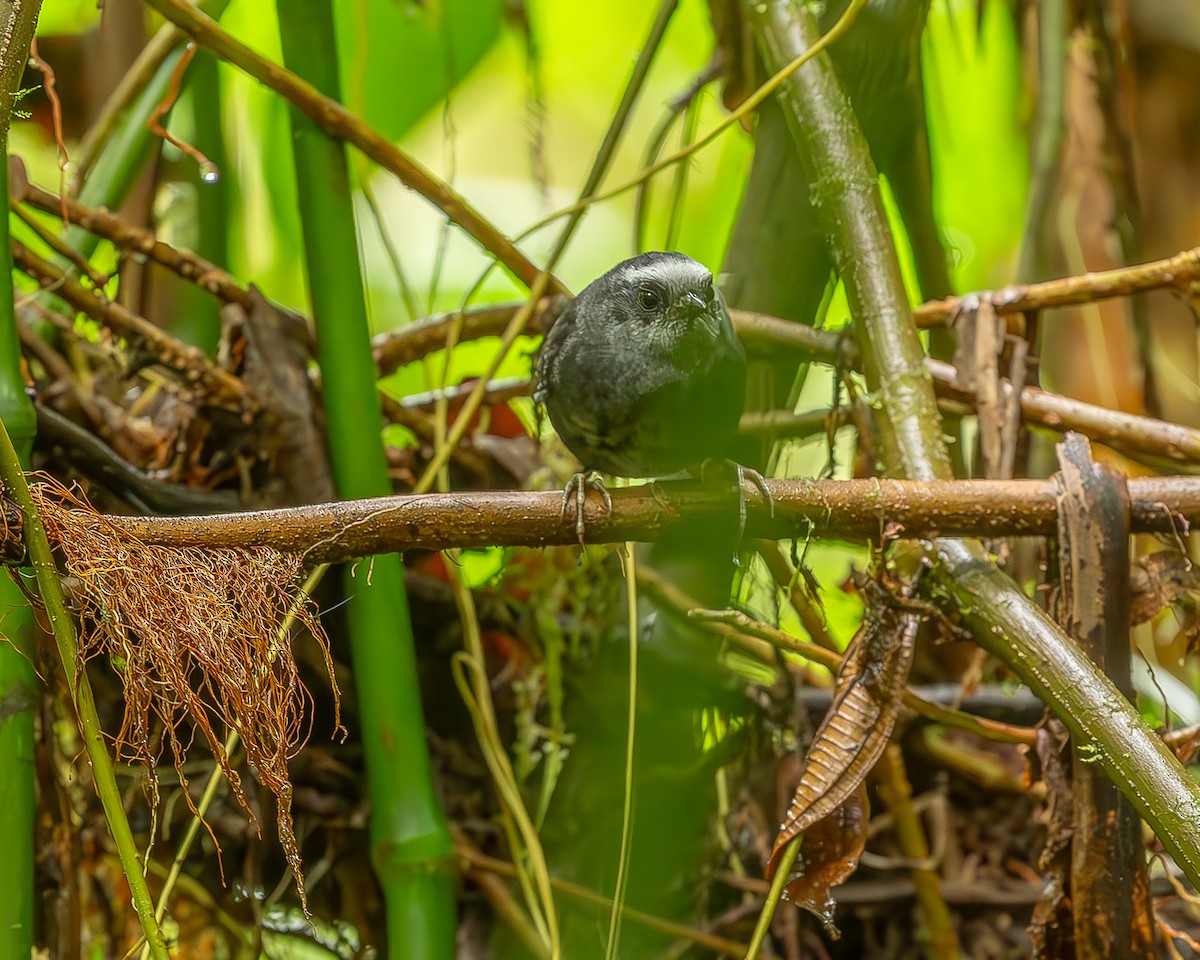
700,276,715,304
637,285,664,312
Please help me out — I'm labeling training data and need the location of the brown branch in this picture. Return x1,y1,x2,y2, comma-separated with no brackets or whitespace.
373,241,1200,365
7,475,1190,564
11,239,248,406
915,245,1200,327
137,0,563,295
371,302,847,374
11,158,251,307
375,298,1200,467
927,359,1200,464
373,298,567,375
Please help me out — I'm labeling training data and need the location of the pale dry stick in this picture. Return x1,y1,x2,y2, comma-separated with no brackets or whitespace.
446,552,560,957
454,830,750,957
136,729,240,960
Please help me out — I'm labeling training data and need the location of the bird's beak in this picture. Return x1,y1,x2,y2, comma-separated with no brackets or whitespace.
678,291,719,336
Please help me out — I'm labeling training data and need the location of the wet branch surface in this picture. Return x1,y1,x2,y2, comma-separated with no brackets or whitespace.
0,474,1195,563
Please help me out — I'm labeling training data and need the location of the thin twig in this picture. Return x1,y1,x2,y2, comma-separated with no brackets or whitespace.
11,239,247,405
915,245,1200,326
70,22,186,192
454,828,750,957
13,159,251,306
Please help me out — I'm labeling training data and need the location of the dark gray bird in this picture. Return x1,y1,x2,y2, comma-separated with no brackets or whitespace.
535,251,760,537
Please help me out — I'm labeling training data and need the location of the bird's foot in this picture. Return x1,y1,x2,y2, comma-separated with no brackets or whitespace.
700,458,774,539
560,471,612,545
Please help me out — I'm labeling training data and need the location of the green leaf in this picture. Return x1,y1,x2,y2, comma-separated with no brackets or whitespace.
334,0,505,141
36,0,101,35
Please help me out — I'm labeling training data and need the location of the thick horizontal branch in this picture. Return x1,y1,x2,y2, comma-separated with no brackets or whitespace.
30,476,1197,563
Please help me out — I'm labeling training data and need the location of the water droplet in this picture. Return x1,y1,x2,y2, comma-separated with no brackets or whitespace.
199,163,221,184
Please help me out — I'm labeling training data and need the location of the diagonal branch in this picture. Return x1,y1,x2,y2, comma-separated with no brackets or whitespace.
137,0,562,294
12,239,247,405
11,158,252,307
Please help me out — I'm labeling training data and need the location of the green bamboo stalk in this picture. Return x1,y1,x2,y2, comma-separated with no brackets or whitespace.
276,1,455,955
743,0,1200,888
0,159,38,960
0,1,44,951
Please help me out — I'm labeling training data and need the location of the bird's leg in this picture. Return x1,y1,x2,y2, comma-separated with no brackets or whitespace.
560,470,613,545
699,458,775,539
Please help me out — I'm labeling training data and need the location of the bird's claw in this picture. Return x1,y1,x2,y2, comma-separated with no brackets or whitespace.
732,464,774,541
700,458,774,540
561,471,612,545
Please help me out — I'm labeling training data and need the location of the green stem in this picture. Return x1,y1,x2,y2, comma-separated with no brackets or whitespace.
0,0,45,952
0,419,169,958
603,543,640,960
276,0,455,954
743,836,799,959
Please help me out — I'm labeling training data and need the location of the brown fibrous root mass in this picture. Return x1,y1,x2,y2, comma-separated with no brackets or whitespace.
29,478,341,911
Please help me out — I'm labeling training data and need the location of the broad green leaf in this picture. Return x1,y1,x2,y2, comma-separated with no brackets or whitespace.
334,0,505,141
36,0,101,35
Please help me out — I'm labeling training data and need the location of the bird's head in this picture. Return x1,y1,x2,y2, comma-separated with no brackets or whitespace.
583,251,730,342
